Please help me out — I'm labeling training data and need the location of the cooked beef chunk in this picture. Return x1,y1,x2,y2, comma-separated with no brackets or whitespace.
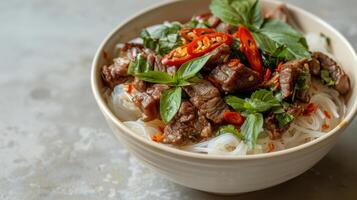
204,44,231,70
183,80,230,124
265,104,303,139
132,84,169,121
102,64,133,89
132,77,148,92
310,52,350,95
162,101,213,145
101,43,148,88
280,59,311,102
209,61,262,93
102,43,174,89
265,4,288,23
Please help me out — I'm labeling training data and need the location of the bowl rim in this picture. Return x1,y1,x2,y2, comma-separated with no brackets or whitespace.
91,0,357,160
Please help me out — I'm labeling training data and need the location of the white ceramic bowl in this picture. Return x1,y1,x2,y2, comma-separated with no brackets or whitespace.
91,0,357,194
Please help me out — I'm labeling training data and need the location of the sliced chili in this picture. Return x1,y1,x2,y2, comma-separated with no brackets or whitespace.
236,26,263,75
162,44,194,66
180,28,215,41
223,111,245,126
151,133,164,142
303,103,318,116
188,32,232,56
264,68,272,82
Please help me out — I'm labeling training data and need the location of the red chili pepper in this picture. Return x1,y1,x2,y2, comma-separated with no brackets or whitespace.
180,28,215,41
303,103,318,116
223,111,245,126
126,84,133,94
322,124,329,129
162,44,194,66
188,32,232,56
276,62,283,72
236,26,263,75
264,68,272,82
228,59,240,67
324,111,332,119
151,133,164,142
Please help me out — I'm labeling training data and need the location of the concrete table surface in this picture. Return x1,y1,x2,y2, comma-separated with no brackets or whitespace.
1,0,357,199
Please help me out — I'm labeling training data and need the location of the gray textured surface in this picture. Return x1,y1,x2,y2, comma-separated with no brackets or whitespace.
1,0,357,199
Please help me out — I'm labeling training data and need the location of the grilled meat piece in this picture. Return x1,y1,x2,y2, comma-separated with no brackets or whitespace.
183,80,230,124
265,104,303,139
132,84,169,121
203,44,231,71
162,101,213,145
209,61,262,93
280,59,311,102
310,51,350,95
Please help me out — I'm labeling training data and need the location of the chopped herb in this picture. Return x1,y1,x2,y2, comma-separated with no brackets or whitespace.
275,112,294,128
320,69,335,86
140,22,183,56
127,54,152,75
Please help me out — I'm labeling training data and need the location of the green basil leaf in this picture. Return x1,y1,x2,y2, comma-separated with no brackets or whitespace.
210,0,261,28
127,54,152,75
251,89,280,104
275,112,294,128
225,96,247,111
175,54,213,81
217,125,244,140
320,69,335,86
136,71,174,84
253,19,310,60
244,99,274,112
226,89,281,113
160,87,182,124
247,0,263,29
240,113,263,148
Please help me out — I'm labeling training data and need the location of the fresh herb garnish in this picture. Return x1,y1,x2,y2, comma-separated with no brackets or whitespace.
275,112,294,128
140,22,183,56
129,54,212,123
127,54,152,75
240,113,263,148
320,69,335,86
225,89,296,147
185,17,210,28
217,125,244,140
160,87,182,123
136,71,175,84
225,89,280,113
210,0,310,60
